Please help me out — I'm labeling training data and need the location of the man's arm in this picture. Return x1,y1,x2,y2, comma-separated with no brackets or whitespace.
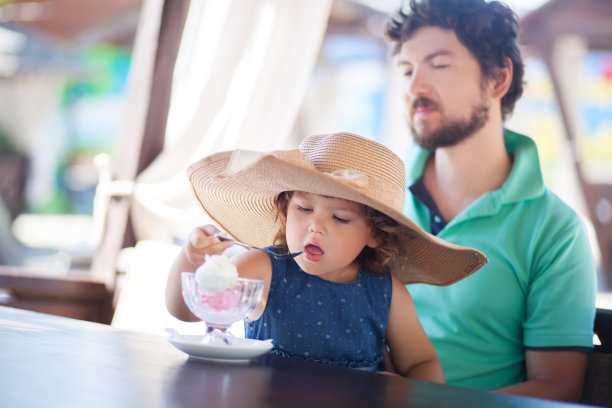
495,350,588,402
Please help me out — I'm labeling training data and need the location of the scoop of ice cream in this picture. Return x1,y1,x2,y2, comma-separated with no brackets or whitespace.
200,288,240,311
195,254,238,292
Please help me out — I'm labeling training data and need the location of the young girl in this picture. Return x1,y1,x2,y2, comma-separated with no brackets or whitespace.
166,132,487,382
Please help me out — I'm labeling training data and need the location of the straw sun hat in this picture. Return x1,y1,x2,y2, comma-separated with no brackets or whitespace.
188,132,487,285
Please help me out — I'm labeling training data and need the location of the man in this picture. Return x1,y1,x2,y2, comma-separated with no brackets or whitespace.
383,0,596,402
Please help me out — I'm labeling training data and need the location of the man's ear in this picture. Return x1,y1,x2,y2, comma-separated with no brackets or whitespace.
490,57,513,99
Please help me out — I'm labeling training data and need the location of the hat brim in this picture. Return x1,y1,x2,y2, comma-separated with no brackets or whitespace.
188,150,487,285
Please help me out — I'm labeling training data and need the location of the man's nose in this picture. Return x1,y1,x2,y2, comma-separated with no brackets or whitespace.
403,67,430,98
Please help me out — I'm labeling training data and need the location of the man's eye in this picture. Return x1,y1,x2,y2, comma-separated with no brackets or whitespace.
333,216,349,224
403,70,413,77
433,63,449,69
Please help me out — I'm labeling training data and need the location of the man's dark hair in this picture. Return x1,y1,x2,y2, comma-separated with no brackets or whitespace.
384,0,524,120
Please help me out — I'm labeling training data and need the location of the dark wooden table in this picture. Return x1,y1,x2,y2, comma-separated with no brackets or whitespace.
0,306,590,408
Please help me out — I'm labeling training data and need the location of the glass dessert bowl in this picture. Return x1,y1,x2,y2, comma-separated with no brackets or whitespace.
181,272,265,345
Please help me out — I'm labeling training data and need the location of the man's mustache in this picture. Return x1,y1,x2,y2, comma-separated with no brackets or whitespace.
411,97,439,115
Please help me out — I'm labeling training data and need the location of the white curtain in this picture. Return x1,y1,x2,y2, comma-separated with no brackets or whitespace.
112,0,332,333
130,0,333,243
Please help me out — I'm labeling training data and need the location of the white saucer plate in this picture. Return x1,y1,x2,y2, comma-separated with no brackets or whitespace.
168,334,273,364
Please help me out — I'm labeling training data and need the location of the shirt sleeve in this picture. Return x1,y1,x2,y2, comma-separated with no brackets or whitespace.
523,216,597,349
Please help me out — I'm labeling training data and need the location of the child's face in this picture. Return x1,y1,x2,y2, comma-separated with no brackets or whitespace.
286,191,378,282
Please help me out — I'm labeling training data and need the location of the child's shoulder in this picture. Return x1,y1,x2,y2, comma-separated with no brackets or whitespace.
358,267,393,295
359,265,392,281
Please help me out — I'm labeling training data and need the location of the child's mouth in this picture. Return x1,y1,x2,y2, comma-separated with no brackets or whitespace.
304,244,324,261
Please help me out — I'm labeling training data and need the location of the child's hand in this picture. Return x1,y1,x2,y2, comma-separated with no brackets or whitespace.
183,224,233,267
381,343,400,374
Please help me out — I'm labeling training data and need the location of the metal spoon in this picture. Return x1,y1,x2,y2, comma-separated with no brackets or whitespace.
215,234,302,258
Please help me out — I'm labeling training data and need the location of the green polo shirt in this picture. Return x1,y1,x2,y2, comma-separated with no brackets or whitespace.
404,130,596,390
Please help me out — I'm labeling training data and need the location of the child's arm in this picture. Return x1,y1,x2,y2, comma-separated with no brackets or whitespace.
384,275,445,383
165,224,273,322
165,224,233,321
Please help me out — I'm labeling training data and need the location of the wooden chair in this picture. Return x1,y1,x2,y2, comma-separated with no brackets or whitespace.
0,0,189,324
580,308,612,407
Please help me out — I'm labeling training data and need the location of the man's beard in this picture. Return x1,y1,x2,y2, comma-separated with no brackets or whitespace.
409,95,489,150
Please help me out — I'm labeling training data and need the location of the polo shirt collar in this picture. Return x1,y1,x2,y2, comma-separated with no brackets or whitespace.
499,129,545,203
405,129,545,205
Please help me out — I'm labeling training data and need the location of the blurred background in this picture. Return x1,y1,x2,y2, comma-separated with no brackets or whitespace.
0,0,610,333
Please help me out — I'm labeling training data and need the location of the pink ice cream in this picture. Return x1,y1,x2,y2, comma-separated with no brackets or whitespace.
195,254,240,311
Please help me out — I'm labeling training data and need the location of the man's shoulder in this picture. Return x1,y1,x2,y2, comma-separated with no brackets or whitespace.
520,188,595,277
527,186,585,228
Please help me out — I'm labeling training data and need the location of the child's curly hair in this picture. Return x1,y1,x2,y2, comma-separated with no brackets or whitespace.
272,191,403,273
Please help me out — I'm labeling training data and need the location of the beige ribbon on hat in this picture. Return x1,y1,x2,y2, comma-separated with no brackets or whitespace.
218,150,369,191
324,169,368,189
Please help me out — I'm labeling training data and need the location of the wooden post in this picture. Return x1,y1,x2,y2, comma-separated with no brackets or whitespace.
91,0,191,317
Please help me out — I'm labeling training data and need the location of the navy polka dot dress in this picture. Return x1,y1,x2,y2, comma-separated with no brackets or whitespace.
245,248,392,369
